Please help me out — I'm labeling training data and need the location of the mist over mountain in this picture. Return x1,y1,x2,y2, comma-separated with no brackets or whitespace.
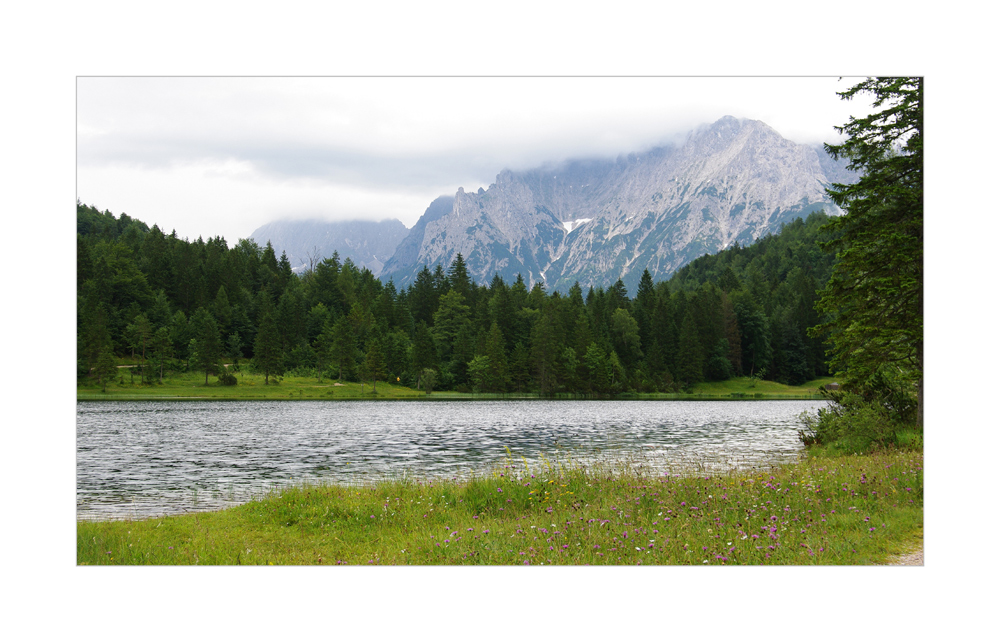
250,218,408,275
382,116,857,292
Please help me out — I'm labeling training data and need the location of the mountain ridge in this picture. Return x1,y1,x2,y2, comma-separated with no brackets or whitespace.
382,116,855,292
250,218,408,275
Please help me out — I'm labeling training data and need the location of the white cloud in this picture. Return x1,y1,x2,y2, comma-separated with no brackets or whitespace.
77,76,871,243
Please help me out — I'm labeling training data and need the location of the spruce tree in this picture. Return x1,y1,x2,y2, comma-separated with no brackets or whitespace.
813,77,923,425
94,347,118,392
151,326,173,384
191,307,223,385
330,315,357,381
361,335,386,395
675,310,704,387
254,294,283,384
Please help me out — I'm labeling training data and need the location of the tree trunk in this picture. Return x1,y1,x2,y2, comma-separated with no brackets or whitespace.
917,378,923,428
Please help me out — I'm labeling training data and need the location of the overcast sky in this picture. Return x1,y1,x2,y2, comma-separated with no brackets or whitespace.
77,76,876,244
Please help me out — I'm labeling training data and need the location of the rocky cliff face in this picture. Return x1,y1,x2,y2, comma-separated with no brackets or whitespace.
383,116,856,292
250,218,408,275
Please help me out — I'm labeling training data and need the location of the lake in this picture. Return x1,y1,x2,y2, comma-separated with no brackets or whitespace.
76,399,826,521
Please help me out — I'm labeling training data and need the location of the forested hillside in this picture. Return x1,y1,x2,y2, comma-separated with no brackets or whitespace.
77,201,837,394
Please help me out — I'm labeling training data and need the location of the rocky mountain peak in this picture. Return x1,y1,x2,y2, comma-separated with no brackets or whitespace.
382,116,856,292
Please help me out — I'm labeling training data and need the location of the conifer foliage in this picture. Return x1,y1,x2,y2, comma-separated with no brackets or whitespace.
77,198,840,394
812,77,923,424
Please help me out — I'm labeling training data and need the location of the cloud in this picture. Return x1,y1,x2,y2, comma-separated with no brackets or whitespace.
77,77,868,242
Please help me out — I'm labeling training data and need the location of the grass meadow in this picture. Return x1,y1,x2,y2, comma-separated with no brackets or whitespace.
77,365,834,401
78,446,922,566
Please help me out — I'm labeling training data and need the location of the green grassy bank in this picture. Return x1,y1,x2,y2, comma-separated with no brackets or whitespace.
78,369,834,401
78,447,921,565
77,369,427,400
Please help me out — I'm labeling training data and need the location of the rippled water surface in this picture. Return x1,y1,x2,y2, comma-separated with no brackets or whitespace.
77,399,826,520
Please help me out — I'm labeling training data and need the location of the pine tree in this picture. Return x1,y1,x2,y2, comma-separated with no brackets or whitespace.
447,253,472,303
313,321,336,382
254,294,283,385
483,321,510,392
127,313,154,383
531,302,561,395
633,269,656,350
152,326,173,383
94,345,118,392
411,321,438,383
813,77,923,424
584,342,610,395
361,335,386,395
191,307,223,385
330,315,357,381
675,309,704,386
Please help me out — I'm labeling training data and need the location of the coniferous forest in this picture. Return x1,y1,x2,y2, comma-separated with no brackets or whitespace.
78,76,922,421
77,201,839,395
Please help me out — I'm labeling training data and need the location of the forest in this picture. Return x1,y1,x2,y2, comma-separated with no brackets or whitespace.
77,201,839,395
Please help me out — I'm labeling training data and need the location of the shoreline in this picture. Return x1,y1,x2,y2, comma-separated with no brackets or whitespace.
77,449,923,566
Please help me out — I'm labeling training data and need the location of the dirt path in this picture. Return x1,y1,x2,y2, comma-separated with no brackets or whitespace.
881,545,923,566
888,548,923,565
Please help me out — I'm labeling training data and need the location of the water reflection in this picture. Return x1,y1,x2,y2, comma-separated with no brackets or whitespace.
77,399,826,521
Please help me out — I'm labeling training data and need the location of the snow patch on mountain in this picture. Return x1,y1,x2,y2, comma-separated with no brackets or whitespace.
561,218,593,233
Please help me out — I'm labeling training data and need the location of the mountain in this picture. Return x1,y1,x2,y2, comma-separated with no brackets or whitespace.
382,116,857,292
250,218,409,275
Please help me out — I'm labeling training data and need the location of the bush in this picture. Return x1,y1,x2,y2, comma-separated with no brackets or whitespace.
217,372,238,386
840,367,919,424
799,366,920,454
799,392,900,454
